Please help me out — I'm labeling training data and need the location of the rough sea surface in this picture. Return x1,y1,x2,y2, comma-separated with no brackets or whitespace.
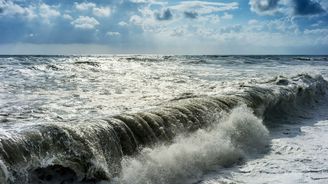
0,55,328,184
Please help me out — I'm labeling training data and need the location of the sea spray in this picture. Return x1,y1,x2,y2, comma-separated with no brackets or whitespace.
115,106,269,184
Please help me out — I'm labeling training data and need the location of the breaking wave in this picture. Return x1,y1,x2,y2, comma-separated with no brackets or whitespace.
116,106,269,184
0,74,327,183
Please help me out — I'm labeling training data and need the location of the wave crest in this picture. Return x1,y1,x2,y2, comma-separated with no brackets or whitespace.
116,105,269,184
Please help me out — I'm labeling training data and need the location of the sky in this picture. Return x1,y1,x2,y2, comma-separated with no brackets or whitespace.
0,0,327,55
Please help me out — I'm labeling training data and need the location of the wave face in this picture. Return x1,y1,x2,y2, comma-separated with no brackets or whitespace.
0,73,327,183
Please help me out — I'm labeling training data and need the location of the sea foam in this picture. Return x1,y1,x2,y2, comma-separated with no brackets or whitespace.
115,106,269,184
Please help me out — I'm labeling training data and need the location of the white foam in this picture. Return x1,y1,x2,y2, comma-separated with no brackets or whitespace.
112,106,269,184
199,102,328,184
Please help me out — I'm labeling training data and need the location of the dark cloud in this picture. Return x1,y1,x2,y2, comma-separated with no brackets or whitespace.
184,11,198,19
250,0,326,16
292,0,325,15
249,0,280,15
155,9,173,21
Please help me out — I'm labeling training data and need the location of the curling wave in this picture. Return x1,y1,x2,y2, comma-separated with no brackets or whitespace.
0,74,327,183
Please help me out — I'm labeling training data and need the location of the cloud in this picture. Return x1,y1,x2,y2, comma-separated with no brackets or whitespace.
220,25,242,33
155,9,173,21
292,0,325,15
0,0,4,13
93,6,111,17
170,28,185,36
171,1,239,14
204,14,220,23
71,16,99,29
74,2,96,11
304,28,328,35
126,0,239,35
107,31,121,36
129,15,143,25
249,0,326,16
39,3,60,20
74,2,111,17
184,11,198,19
118,21,128,26
0,0,36,20
248,19,259,25
0,0,25,15
249,0,280,15
1,0,327,54
63,14,73,20
302,28,328,45
129,0,154,3
0,1,61,22
222,12,233,19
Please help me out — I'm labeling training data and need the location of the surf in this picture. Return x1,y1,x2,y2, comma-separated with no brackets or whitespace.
0,73,327,183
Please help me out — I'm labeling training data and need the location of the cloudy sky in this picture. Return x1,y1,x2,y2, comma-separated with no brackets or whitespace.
0,0,327,54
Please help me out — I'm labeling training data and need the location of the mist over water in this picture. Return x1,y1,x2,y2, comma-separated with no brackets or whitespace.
0,55,328,184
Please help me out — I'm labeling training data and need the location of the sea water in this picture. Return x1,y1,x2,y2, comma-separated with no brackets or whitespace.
0,55,328,183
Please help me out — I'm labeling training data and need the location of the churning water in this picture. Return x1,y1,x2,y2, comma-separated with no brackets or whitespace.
0,55,328,184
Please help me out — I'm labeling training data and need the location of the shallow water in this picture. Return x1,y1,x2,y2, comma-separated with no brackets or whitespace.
0,55,328,183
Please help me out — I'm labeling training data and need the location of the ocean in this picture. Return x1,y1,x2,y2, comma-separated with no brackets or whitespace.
0,55,328,184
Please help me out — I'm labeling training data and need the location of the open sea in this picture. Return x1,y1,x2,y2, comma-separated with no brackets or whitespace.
0,55,328,184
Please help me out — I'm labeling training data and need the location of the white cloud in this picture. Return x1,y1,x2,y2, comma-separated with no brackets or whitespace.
39,3,60,20
118,21,128,26
222,12,233,19
170,1,239,14
71,16,100,29
93,6,111,17
0,1,37,20
170,27,185,37
74,2,111,17
0,2,61,22
266,18,298,32
63,14,73,20
1,1,25,15
74,2,96,11
24,6,37,20
130,15,144,25
219,24,242,33
122,1,239,43
248,19,259,25
202,14,220,23
249,0,280,15
127,0,238,35
311,20,324,27
130,0,154,3
304,28,328,35
107,31,121,36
